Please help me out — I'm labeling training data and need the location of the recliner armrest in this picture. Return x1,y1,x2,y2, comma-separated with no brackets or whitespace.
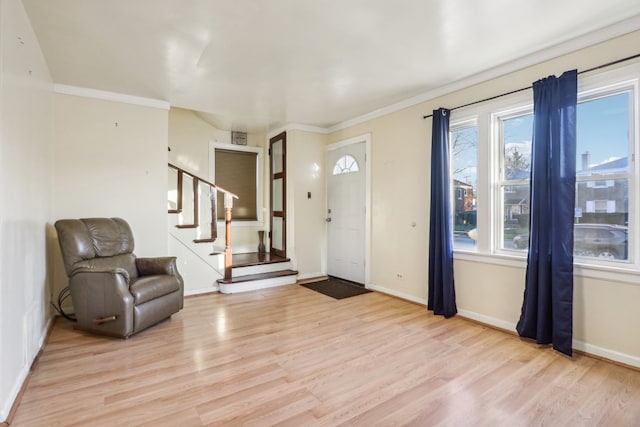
68,270,135,337
136,256,179,277
70,266,131,283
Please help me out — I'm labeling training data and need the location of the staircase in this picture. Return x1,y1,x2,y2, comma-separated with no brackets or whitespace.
217,252,297,294
168,163,297,294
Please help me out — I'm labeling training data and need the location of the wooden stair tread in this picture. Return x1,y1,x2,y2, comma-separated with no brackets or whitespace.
231,252,290,267
217,269,298,284
193,238,216,243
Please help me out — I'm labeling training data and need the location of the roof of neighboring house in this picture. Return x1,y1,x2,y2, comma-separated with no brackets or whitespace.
453,179,473,188
506,169,530,180
507,157,629,181
505,198,528,205
585,157,628,172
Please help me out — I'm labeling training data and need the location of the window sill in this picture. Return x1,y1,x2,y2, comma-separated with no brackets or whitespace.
454,250,526,269
453,250,640,286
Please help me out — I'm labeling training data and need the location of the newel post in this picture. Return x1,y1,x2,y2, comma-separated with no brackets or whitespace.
224,193,233,281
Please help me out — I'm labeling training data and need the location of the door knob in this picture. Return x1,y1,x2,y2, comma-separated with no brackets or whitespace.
325,217,332,222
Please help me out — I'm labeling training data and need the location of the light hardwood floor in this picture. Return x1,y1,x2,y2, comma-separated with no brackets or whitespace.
11,284,640,426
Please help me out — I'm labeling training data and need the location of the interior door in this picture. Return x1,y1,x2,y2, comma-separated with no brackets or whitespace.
269,132,286,257
327,141,366,283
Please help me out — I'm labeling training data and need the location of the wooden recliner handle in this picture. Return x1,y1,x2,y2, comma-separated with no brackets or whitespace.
93,315,117,325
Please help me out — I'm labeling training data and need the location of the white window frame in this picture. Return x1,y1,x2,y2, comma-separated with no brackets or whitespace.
451,62,640,285
332,154,360,175
574,81,635,268
492,105,533,257
208,142,264,227
450,118,479,252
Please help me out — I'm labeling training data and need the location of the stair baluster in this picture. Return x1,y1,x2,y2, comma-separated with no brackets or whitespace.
168,163,238,281
224,193,233,281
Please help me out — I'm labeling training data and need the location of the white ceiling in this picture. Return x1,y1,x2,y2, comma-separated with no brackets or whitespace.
22,0,640,133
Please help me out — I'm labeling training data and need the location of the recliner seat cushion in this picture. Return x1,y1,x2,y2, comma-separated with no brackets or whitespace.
129,275,180,305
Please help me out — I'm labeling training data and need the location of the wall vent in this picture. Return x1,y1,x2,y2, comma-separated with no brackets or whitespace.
231,131,247,146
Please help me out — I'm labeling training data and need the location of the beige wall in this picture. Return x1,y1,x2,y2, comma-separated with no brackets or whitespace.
52,94,169,297
0,0,54,419
287,130,328,278
328,30,640,364
169,108,228,176
0,9,637,423
329,108,432,302
168,108,267,253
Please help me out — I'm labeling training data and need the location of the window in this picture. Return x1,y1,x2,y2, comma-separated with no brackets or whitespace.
333,155,359,175
210,143,263,222
574,90,631,260
495,91,632,261
450,122,478,250
496,111,533,251
450,65,638,273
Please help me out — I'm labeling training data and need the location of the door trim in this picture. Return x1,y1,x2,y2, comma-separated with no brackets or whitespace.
326,133,371,285
269,132,287,258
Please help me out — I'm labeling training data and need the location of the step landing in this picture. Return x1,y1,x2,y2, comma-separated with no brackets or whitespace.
217,252,297,294
217,270,298,294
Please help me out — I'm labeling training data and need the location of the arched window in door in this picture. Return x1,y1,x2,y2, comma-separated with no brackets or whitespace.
332,155,360,175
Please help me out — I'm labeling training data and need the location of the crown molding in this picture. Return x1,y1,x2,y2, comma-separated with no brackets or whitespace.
267,123,329,139
327,15,640,133
53,84,171,110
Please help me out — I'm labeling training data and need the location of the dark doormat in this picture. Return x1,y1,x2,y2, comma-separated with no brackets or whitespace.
301,276,372,299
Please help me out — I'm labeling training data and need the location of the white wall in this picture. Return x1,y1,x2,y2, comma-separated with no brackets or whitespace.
328,30,640,365
0,0,54,419
52,93,169,299
287,130,328,279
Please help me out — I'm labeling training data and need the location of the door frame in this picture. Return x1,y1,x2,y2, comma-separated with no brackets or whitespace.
326,133,372,285
269,131,287,258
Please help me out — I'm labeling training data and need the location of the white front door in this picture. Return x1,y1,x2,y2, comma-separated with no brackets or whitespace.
326,141,366,284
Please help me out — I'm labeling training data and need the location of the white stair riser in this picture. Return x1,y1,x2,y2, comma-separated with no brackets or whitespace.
169,213,297,294
218,275,297,294
232,262,291,277
168,215,223,271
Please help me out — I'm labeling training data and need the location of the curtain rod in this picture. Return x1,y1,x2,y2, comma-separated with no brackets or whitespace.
422,52,640,119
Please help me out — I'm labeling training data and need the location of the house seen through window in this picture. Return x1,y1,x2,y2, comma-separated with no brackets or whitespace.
451,78,634,266
503,92,631,261
450,123,478,250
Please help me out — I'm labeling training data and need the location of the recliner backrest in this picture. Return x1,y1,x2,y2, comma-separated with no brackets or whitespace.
55,218,137,278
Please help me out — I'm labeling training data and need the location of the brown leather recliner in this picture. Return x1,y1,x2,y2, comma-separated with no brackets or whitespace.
55,217,184,338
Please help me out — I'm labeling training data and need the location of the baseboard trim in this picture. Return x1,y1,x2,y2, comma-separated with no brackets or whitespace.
456,309,517,334
573,340,640,369
2,315,56,424
184,286,219,296
1,366,30,424
456,308,640,369
366,283,427,305
297,275,328,285
353,292,640,370
296,272,326,281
